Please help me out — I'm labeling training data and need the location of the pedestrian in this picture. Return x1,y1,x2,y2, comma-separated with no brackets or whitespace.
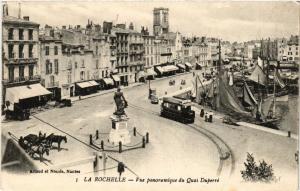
205,112,208,122
209,111,214,123
200,108,205,118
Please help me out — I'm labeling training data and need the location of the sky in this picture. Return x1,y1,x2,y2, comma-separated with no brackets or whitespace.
5,1,300,42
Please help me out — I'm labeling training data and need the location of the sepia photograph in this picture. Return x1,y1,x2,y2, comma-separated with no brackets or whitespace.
1,1,299,191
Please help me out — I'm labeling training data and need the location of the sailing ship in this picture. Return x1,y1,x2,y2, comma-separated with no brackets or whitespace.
193,39,282,128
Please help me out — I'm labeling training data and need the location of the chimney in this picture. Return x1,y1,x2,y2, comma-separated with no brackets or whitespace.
18,2,21,19
3,3,9,16
23,16,29,21
129,22,134,30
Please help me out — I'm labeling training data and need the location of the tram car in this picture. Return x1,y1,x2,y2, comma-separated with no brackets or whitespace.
160,97,195,123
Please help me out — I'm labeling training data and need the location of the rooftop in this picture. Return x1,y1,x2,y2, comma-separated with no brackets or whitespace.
3,16,39,26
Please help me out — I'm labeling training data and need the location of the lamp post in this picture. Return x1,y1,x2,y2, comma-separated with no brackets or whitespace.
148,78,151,99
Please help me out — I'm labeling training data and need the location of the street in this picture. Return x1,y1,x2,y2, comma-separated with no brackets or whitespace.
2,71,298,191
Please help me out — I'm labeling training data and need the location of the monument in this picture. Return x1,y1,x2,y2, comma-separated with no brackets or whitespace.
109,87,131,144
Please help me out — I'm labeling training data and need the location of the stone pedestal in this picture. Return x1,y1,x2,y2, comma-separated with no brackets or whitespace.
109,115,131,145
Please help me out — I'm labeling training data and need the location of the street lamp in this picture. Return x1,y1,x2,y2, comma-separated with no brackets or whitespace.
148,78,151,99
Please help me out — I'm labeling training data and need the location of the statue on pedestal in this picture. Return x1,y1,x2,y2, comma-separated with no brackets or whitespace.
113,87,128,116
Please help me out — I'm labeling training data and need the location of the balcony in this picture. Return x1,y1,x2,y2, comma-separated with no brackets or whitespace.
6,57,38,65
48,81,59,88
2,75,41,85
161,52,172,56
129,49,145,55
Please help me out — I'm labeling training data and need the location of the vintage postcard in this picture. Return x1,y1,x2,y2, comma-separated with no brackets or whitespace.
1,1,299,191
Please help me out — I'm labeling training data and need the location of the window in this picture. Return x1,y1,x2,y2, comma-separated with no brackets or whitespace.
75,62,78,69
151,57,153,65
19,65,25,80
29,44,33,58
80,71,85,80
96,46,98,55
54,59,59,74
46,60,52,74
8,28,14,40
19,44,24,58
177,106,181,111
81,59,85,67
151,47,153,54
8,44,14,58
50,75,55,85
8,66,14,82
96,59,99,69
19,29,24,40
29,65,34,78
125,67,127,72
54,46,58,55
45,46,49,55
102,71,104,78
67,72,72,83
28,29,33,40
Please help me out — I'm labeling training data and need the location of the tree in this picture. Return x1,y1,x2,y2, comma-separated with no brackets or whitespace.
241,153,275,183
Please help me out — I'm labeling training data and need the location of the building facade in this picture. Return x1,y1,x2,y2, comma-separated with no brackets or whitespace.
39,27,64,100
2,14,40,104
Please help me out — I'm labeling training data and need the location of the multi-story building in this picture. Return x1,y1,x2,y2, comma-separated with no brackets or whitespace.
142,27,156,69
2,8,45,109
59,27,96,97
112,24,145,85
128,24,145,83
182,38,193,63
39,26,64,100
285,35,299,62
161,32,182,62
192,38,210,68
261,38,278,61
153,7,169,36
207,38,219,66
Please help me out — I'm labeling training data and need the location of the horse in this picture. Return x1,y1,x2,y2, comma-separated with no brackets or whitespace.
28,144,49,162
23,133,49,148
46,134,67,151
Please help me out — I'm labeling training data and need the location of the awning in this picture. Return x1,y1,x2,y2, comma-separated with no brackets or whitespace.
177,64,186,70
156,66,165,74
111,69,118,74
89,80,99,86
6,83,51,104
137,71,146,79
162,65,178,72
77,82,94,88
185,62,193,68
146,69,157,76
102,78,114,85
112,75,120,82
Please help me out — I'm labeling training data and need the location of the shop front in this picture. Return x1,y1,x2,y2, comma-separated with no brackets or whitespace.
75,80,99,96
5,83,52,120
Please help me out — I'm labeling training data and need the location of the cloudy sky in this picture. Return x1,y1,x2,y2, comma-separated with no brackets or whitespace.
5,1,299,42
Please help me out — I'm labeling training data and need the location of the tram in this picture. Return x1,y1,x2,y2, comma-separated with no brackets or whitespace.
160,97,195,124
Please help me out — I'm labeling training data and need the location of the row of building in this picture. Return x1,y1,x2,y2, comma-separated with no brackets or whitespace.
2,5,222,109
230,36,299,62
2,4,298,114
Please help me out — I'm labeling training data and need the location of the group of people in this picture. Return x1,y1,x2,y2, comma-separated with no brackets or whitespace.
200,108,214,123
